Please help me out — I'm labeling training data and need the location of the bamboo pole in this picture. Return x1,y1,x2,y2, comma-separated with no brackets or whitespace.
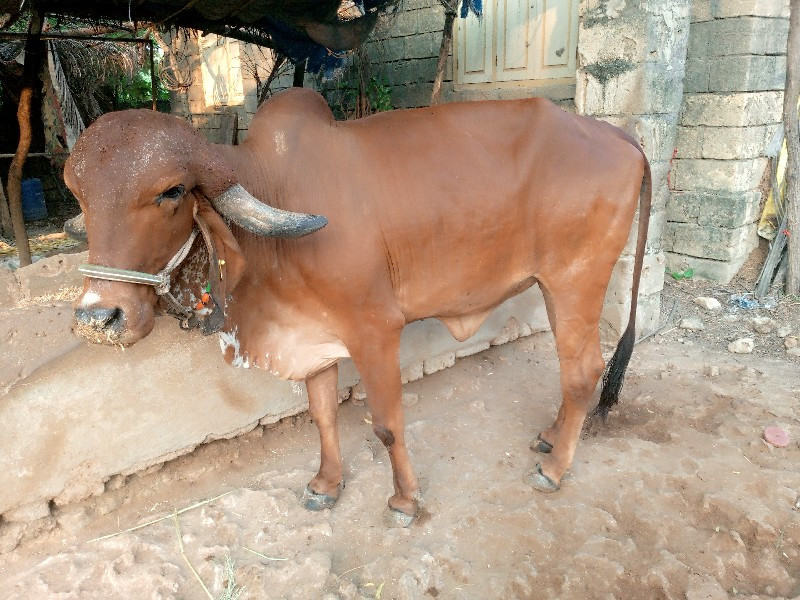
7,9,44,267
785,0,800,294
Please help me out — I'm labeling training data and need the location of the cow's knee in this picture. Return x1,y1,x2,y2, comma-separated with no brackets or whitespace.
374,424,396,448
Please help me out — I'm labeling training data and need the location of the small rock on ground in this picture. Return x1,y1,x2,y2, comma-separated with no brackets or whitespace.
402,393,419,406
728,338,754,354
750,316,777,334
785,336,800,349
693,297,721,311
680,317,705,331
685,574,728,600
776,325,793,338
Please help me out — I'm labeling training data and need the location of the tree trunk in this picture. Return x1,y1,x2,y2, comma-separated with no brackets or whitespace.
7,10,44,267
355,47,371,118
431,1,458,105
786,0,800,294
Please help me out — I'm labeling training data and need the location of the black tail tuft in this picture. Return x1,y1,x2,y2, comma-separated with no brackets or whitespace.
594,323,636,420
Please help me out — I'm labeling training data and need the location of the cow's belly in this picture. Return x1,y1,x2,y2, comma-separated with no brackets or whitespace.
404,274,538,341
218,324,350,381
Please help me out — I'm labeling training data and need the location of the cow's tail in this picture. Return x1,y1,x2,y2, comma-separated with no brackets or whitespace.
595,140,652,420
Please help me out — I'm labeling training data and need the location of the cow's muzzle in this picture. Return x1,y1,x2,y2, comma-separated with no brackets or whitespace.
75,307,125,343
73,304,128,345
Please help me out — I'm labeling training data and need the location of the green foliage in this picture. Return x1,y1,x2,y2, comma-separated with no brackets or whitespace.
108,44,170,110
108,66,169,110
666,267,694,281
326,75,392,120
365,75,392,112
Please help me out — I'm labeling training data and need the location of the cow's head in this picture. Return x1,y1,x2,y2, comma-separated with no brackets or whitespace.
65,109,325,346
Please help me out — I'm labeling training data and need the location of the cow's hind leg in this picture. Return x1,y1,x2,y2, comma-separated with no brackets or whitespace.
525,282,606,492
304,364,344,511
349,326,420,527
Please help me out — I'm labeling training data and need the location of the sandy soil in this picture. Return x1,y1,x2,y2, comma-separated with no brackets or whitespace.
0,310,798,599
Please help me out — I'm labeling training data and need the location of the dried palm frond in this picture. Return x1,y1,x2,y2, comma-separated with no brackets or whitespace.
49,36,141,120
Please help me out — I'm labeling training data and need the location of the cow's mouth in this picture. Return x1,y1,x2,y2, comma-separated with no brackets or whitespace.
73,306,127,346
72,302,155,347
73,283,157,347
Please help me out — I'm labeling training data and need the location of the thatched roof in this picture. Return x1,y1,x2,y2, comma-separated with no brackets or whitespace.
1,1,397,53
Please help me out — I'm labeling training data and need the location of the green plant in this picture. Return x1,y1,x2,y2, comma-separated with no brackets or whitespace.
108,44,170,110
666,267,694,281
365,75,392,112
327,74,392,120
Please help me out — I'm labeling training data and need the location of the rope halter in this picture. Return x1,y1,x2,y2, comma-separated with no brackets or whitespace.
78,225,200,321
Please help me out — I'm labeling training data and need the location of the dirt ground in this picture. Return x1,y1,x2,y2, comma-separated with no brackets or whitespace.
1,92,798,598
0,251,799,599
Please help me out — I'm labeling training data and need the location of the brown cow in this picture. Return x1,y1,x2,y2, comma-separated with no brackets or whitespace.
67,88,650,526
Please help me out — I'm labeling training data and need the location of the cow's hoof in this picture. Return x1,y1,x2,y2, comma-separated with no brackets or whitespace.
385,508,415,528
530,434,553,454
524,463,560,493
302,484,341,511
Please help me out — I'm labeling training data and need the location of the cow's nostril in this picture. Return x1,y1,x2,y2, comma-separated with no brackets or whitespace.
74,306,124,330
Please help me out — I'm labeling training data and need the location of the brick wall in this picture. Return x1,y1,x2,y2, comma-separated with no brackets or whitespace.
666,0,790,282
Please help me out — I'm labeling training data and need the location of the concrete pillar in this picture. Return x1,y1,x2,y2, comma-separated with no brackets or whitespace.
666,0,790,282
576,0,692,336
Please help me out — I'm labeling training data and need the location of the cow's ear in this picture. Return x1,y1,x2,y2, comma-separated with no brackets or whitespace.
195,199,246,294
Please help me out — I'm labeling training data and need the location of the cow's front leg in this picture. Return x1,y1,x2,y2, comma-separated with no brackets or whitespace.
349,328,420,527
303,364,344,511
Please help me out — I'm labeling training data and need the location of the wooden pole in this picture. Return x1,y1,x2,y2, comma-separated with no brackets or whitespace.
7,9,44,267
292,59,306,87
149,38,158,110
431,1,458,105
785,0,800,294
0,180,12,238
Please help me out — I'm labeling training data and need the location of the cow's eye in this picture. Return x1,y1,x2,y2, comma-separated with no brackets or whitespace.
156,184,185,205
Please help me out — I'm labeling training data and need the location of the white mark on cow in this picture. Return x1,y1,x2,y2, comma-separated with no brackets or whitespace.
274,131,287,156
78,291,102,308
219,327,245,367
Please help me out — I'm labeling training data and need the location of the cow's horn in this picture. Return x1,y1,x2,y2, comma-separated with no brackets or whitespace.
210,184,327,238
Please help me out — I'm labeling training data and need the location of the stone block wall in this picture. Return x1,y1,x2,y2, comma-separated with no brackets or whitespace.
345,0,576,109
666,0,790,282
167,31,263,143
575,0,691,336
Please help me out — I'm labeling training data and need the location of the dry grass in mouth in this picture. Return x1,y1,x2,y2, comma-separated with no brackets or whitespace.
72,319,126,349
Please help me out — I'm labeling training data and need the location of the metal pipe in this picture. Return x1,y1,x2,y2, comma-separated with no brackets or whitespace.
78,264,164,287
